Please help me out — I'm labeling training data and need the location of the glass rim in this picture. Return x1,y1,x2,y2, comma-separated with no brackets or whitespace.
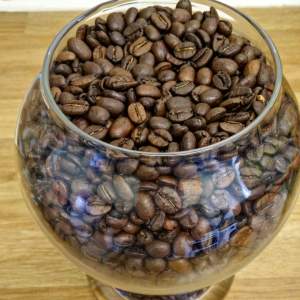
41,0,283,158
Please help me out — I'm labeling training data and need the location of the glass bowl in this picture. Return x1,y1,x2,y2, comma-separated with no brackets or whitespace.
16,0,300,299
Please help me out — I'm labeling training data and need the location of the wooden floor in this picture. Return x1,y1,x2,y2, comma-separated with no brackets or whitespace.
0,8,300,300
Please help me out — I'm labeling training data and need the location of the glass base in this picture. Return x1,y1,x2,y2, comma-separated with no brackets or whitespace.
87,276,234,300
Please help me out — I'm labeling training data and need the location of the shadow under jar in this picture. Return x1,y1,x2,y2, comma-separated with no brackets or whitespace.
16,0,300,299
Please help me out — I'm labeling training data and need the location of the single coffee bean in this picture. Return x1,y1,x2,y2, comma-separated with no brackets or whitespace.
127,103,147,124
192,47,213,68
131,126,149,145
136,192,155,221
172,81,195,96
164,33,181,48
220,121,244,134
107,13,125,32
171,21,186,37
178,65,195,82
146,240,171,258
213,71,232,90
196,67,212,85
173,232,193,257
152,40,168,62
167,97,193,122
145,258,167,273
149,116,172,130
151,11,172,31
156,186,182,214
68,38,92,61
109,117,134,138
61,100,90,116
148,129,173,148
174,42,197,59
206,107,226,122
181,131,196,150
212,57,238,75
199,88,222,106
194,103,210,116
136,84,161,98
88,106,110,125
129,36,153,57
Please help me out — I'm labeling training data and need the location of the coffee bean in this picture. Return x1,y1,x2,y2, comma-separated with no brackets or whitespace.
151,12,171,31
128,103,147,124
173,232,193,257
145,258,167,273
107,13,125,32
206,107,226,122
148,129,173,148
109,117,134,139
129,36,153,57
172,81,195,96
169,259,192,273
136,192,155,221
61,100,90,116
131,126,149,145
136,84,161,98
178,65,195,82
88,106,110,125
212,166,235,188
156,187,182,214
106,45,124,63
198,88,222,106
146,240,171,258
167,97,193,122
181,131,196,150
192,47,213,68
174,42,197,59
213,71,232,90
68,38,92,61
220,121,244,134
212,58,238,75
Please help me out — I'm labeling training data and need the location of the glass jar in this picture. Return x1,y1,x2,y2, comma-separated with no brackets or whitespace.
16,0,300,299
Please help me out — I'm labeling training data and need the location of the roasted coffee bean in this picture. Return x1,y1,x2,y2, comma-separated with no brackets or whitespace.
148,129,173,148
212,166,235,188
220,121,244,134
151,11,171,31
136,84,161,98
174,42,197,59
167,97,193,122
129,37,153,57
127,103,147,124
196,67,212,85
88,106,110,125
172,81,195,96
192,47,213,68
131,126,149,145
184,116,206,131
109,117,134,139
194,103,210,116
212,58,238,75
181,131,196,150
178,65,195,82
136,192,155,221
171,21,186,37
61,100,90,116
146,240,171,258
156,186,182,214
106,45,124,63
145,258,167,273
107,13,125,32
213,71,232,90
68,38,92,61
206,107,226,122
96,97,125,116
173,232,193,257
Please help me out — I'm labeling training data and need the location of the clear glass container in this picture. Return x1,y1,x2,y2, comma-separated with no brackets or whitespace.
16,0,300,299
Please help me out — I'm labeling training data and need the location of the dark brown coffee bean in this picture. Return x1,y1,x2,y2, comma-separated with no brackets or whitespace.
178,65,195,82
184,116,207,131
199,88,222,106
88,106,110,125
125,7,138,24
152,41,168,62
129,36,153,57
149,117,171,131
107,13,125,32
109,117,134,139
136,192,155,221
191,217,211,240
151,11,171,31
220,121,244,134
50,74,66,88
213,71,232,90
167,97,193,122
206,107,226,122
212,58,238,75
176,0,192,14
173,232,193,257
165,33,181,50
181,131,196,150
192,47,213,68
116,159,139,175
144,24,161,41
106,45,124,63
212,166,235,188
136,164,160,181
127,103,147,124
68,38,92,61
174,162,198,178
244,59,261,77
196,67,212,85
131,126,149,145
158,70,176,82
146,240,171,258
156,186,182,214
56,50,76,63
136,84,161,98
139,52,156,66
172,81,195,96
172,8,191,23
148,129,173,148
194,103,210,116
171,21,186,37
96,97,125,116
145,258,167,273
174,42,197,59
61,100,89,116
84,125,108,139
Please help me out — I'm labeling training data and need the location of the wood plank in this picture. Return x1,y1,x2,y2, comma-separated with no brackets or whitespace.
0,7,300,300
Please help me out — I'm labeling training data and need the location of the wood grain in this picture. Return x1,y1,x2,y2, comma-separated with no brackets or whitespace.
0,7,300,300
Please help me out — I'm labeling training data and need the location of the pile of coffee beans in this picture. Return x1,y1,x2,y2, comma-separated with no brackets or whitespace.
17,0,300,293
50,0,275,152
